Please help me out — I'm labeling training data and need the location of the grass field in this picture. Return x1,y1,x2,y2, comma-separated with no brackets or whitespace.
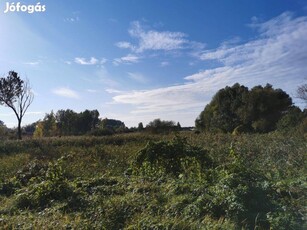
0,131,306,229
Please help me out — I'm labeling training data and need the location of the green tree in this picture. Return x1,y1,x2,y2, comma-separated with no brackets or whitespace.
247,84,292,132
100,118,126,133
33,122,44,138
76,109,100,134
0,71,34,139
196,83,292,133
276,106,305,131
42,111,58,137
55,109,99,136
196,83,249,132
55,109,78,135
146,118,177,134
137,122,144,131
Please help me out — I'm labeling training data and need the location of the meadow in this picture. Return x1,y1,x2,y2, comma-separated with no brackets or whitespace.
0,131,306,229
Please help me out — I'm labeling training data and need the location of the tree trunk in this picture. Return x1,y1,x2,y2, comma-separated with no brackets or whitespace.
17,118,22,140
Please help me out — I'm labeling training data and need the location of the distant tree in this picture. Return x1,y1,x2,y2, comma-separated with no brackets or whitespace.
0,71,34,139
76,110,100,134
196,83,292,133
296,83,307,106
137,122,144,131
100,118,126,133
55,109,78,135
53,109,100,136
276,106,305,131
146,118,177,134
177,122,181,130
0,120,7,138
23,121,39,136
42,111,58,136
33,122,44,138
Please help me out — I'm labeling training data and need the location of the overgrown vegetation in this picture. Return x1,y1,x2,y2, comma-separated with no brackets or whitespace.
0,131,305,229
0,82,305,228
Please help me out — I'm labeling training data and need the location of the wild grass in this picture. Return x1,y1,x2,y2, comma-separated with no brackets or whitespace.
0,131,306,229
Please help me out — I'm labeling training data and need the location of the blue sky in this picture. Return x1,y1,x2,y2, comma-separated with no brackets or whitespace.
0,0,307,128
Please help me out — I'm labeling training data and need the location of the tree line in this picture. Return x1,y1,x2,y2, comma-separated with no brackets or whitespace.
33,113,181,137
0,71,306,139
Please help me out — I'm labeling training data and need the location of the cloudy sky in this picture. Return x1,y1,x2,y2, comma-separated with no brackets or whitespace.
0,0,306,128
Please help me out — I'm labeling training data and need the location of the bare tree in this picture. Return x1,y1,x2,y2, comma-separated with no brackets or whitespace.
0,71,34,139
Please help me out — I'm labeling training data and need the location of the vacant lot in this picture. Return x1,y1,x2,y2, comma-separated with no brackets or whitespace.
0,132,306,229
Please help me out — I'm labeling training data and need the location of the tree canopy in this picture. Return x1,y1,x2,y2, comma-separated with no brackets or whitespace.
196,83,293,133
146,118,178,134
99,118,126,133
34,109,100,137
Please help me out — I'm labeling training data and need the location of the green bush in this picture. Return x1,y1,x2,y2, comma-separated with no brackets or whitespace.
134,136,213,177
15,156,86,211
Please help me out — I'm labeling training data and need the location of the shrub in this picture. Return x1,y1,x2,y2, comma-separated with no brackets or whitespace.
15,156,86,211
133,136,213,177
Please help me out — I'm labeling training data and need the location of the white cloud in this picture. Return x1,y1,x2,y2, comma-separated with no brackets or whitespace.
199,12,307,67
74,57,99,65
53,87,80,99
117,21,188,53
105,89,123,94
116,41,135,49
113,54,141,65
110,13,307,126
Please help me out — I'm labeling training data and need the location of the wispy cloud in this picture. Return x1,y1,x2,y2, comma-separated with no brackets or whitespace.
64,12,80,23
64,16,80,22
53,87,80,99
24,61,40,66
105,89,125,94
199,12,307,67
113,54,141,65
111,12,307,126
116,41,135,49
74,57,100,65
117,21,188,53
